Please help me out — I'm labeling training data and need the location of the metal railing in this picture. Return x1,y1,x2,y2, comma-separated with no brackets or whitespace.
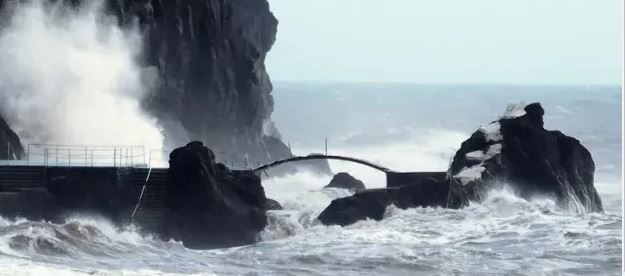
1,143,260,169
25,144,149,167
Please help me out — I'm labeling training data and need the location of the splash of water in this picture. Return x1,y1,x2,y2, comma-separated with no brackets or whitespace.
0,1,163,149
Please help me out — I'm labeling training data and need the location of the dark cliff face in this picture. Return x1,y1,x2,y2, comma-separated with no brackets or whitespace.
108,0,281,164
0,116,24,160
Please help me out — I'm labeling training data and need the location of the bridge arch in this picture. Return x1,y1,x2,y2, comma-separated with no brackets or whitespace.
253,154,392,173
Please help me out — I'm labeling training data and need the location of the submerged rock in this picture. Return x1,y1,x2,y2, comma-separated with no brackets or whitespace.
324,172,366,192
448,103,602,212
162,141,271,249
318,179,450,226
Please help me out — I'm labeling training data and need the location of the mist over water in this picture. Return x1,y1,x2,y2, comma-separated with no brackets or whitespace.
0,1,163,149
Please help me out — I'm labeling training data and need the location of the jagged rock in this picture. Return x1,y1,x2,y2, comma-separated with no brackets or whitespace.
448,103,602,212
324,172,366,192
0,115,24,160
162,141,270,249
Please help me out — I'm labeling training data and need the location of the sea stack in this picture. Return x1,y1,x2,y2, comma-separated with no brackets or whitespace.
448,103,602,212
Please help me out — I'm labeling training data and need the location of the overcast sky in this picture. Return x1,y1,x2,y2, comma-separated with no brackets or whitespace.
266,0,623,85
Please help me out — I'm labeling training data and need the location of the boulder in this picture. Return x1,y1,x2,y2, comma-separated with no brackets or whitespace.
318,189,393,226
448,103,602,212
161,141,271,249
324,172,366,192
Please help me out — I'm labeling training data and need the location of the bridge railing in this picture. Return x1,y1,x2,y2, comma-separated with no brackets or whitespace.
23,144,149,167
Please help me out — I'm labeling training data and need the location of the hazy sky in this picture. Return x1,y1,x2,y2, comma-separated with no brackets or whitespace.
266,0,623,85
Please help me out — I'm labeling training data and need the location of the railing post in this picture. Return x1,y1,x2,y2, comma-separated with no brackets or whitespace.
148,150,152,168
130,147,134,167
68,148,71,166
85,146,88,166
27,144,30,165
91,149,94,167
113,147,117,167
55,145,59,166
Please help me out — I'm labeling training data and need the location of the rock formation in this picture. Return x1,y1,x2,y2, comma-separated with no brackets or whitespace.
106,0,285,165
319,103,603,226
448,103,602,212
162,141,271,249
324,172,366,192
0,115,24,160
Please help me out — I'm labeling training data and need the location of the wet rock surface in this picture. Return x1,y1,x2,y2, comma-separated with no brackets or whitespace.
162,141,270,249
448,103,602,212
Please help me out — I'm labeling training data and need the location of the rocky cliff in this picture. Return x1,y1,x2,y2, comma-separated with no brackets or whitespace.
108,0,284,165
0,116,23,160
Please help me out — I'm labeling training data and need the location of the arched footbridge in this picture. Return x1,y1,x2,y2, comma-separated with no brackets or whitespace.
253,154,448,188
253,154,392,173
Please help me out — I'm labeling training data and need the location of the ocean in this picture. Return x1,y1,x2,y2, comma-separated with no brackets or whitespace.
0,83,622,275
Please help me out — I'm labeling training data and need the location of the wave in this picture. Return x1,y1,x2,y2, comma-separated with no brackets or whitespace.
0,171,621,275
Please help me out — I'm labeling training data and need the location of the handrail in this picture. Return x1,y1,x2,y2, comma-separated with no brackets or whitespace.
25,143,150,168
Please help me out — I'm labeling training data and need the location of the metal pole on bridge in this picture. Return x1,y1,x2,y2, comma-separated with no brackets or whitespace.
325,137,328,155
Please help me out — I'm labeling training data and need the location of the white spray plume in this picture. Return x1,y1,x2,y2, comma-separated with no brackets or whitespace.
0,1,163,149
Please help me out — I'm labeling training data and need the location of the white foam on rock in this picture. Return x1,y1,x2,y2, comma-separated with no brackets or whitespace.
502,103,527,119
454,142,502,185
479,122,502,142
454,165,486,185
453,104,525,185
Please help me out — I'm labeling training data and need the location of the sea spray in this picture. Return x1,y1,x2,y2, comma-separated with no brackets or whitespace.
0,1,162,149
